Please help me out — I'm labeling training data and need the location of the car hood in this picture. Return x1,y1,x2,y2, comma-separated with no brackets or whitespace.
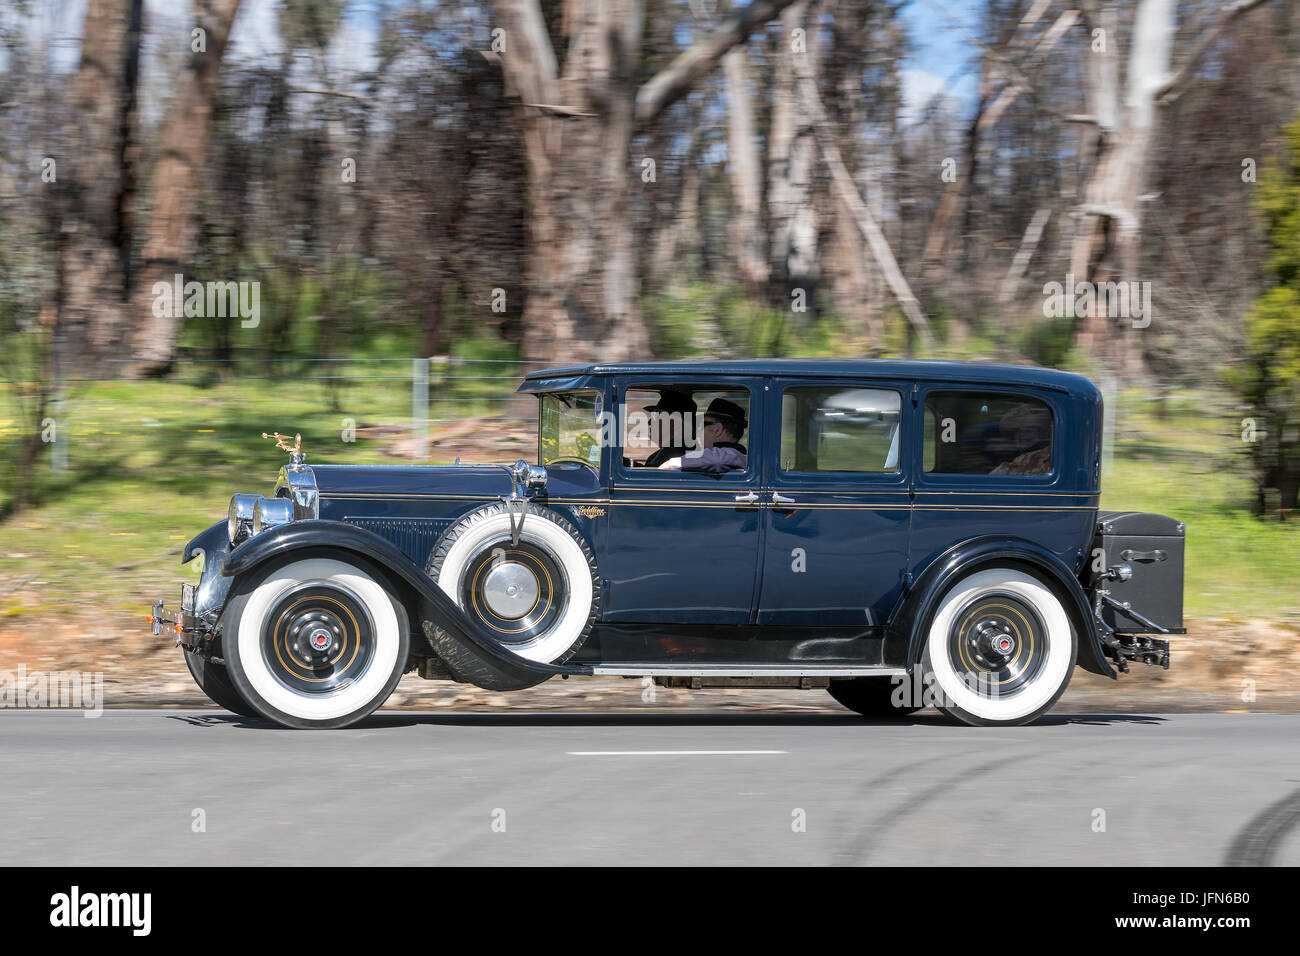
308,461,601,499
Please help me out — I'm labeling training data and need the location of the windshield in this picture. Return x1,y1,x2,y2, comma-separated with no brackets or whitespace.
538,390,604,468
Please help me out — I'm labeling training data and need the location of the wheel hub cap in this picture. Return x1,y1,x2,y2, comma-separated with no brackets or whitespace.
972,619,1017,664
948,592,1049,699
287,609,345,665
481,562,540,620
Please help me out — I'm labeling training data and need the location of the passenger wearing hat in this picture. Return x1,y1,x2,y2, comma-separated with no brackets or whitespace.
641,389,698,468
658,397,748,474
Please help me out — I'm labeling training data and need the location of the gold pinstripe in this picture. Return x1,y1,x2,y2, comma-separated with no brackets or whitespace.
322,493,1098,511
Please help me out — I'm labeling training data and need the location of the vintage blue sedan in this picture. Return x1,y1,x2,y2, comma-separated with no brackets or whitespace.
153,360,1184,728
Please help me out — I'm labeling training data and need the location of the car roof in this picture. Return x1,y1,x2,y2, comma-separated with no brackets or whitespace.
522,358,1096,397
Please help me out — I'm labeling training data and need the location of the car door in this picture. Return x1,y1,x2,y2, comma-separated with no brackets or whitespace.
757,378,912,628
600,376,763,624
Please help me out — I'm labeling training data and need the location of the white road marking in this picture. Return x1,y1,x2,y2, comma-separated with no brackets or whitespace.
566,750,787,756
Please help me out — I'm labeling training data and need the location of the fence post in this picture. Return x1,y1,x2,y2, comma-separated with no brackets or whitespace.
412,357,429,461
50,332,67,475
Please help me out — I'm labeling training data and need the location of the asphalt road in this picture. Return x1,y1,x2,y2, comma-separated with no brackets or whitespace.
2,709,1298,865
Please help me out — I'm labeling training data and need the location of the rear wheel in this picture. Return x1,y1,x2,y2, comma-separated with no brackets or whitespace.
183,646,260,719
223,555,410,729
827,677,920,718
922,568,1076,727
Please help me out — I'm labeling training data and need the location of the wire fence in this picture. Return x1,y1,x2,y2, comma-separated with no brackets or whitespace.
0,356,1258,482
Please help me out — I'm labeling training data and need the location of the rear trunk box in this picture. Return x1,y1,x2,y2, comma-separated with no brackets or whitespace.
1094,511,1186,634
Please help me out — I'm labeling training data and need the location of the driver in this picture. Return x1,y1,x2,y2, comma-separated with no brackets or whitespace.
641,389,698,468
658,398,747,474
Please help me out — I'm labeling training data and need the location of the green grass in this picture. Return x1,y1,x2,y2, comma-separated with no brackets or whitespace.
1100,389,1300,621
1,374,1296,625
0,357,524,619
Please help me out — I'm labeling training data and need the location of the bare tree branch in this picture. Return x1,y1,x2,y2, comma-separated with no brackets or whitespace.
521,102,594,117
1155,0,1272,103
978,10,1080,134
289,86,391,116
793,57,934,350
490,0,560,108
1000,208,1052,304
635,0,799,127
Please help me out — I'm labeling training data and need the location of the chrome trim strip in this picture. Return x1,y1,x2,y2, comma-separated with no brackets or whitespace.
590,665,908,677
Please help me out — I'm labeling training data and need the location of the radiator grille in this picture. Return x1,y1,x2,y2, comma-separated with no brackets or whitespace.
344,517,452,563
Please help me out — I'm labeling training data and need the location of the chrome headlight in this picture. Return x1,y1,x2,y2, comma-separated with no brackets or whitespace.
252,496,295,536
228,493,258,545
509,459,547,491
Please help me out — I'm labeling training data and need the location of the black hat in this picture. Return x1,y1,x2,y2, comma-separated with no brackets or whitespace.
644,389,697,415
704,397,747,433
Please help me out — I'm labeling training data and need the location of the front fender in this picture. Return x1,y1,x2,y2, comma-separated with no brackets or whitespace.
222,519,593,685
184,521,234,621
885,535,1115,679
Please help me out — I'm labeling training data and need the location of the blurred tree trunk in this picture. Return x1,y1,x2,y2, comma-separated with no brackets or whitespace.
493,0,797,365
724,46,769,296
1070,0,1167,378
494,0,645,364
796,51,934,351
1071,0,1269,375
59,0,142,373
127,0,242,377
649,108,704,290
767,1,818,316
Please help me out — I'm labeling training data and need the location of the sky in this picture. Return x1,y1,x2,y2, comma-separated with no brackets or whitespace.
7,0,985,123
898,0,982,120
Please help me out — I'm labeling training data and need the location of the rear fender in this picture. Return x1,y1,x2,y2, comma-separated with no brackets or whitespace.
885,535,1115,679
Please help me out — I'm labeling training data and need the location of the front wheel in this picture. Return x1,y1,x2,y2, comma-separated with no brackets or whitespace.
922,568,1076,727
222,555,410,729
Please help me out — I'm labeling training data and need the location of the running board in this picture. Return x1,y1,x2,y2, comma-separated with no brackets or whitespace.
590,665,907,678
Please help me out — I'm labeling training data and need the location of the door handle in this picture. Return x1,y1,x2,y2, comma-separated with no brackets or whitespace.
734,492,759,504
772,492,796,505
1120,548,1166,563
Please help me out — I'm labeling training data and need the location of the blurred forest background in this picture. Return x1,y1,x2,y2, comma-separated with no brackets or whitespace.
0,0,1299,629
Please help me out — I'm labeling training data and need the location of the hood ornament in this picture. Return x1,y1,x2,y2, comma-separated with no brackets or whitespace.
263,431,306,466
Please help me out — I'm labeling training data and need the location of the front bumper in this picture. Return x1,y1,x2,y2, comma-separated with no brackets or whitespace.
149,583,197,645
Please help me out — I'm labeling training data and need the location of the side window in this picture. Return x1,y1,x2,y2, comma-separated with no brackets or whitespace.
780,387,901,473
620,385,751,473
925,391,1054,476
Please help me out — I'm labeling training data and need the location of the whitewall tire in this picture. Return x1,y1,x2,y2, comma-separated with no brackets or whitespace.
424,503,598,665
922,568,1076,726
223,556,410,729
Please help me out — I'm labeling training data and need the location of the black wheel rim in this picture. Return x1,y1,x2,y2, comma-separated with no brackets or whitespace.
460,536,568,647
946,590,1048,699
262,584,376,695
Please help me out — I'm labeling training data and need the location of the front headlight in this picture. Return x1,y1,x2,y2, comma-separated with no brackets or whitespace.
228,493,258,545
252,496,296,536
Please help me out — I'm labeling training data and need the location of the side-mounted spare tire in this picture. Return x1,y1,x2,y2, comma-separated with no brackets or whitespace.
423,502,599,687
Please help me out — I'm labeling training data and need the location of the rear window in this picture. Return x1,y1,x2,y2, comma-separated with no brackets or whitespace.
924,392,1053,475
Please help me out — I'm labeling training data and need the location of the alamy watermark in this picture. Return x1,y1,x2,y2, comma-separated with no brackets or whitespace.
50,886,150,936
151,273,260,328
1042,273,1153,329
0,665,103,717
598,405,701,449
